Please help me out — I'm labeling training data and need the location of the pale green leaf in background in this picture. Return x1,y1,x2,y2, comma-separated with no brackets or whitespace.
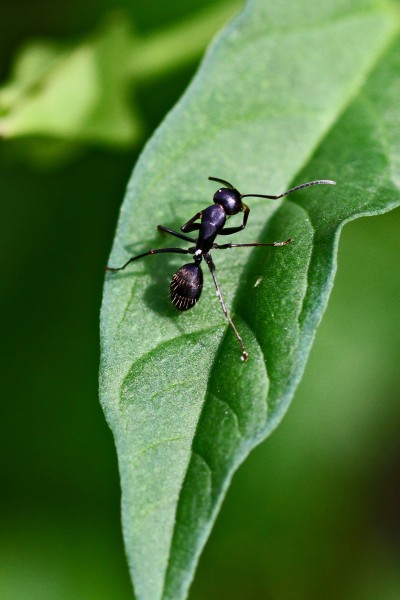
0,16,140,146
0,2,241,153
100,1,400,599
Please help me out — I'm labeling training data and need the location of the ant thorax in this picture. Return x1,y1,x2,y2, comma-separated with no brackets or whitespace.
196,204,226,253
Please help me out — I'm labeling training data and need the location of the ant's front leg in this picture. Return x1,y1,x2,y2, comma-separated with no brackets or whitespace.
181,212,202,233
218,203,250,236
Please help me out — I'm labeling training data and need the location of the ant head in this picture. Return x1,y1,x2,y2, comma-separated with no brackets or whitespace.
213,187,243,215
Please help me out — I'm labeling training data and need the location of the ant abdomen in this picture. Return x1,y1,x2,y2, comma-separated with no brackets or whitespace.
170,263,203,311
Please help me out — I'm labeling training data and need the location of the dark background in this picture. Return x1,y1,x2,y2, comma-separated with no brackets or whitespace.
1,1,400,598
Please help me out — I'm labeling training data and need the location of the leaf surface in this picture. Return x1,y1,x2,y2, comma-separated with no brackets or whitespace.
100,1,400,599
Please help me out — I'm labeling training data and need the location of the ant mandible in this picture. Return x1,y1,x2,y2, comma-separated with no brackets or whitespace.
107,176,336,361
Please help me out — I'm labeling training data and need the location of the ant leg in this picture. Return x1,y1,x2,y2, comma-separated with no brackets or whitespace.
204,253,248,362
106,247,191,272
214,238,292,250
181,212,202,233
218,204,250,236
157,225,196,243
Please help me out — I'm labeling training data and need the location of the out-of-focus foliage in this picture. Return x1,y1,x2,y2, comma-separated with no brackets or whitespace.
1,1,400,600
0,17,142,147
0,2,240,162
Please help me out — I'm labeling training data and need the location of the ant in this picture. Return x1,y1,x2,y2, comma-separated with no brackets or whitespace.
107,176,336,361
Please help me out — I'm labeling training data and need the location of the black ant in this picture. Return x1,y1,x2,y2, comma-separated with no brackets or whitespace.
107,176,336,361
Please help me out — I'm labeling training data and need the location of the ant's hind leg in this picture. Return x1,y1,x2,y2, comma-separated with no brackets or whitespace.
204,254,248,362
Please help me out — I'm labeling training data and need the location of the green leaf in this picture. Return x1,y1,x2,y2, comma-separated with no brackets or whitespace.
100,1,400,599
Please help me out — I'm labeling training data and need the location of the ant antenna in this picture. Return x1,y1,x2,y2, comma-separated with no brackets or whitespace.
208,176,235,189
242,179,336,200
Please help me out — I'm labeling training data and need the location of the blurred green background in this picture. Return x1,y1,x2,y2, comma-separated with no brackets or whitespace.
1,1,399,599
